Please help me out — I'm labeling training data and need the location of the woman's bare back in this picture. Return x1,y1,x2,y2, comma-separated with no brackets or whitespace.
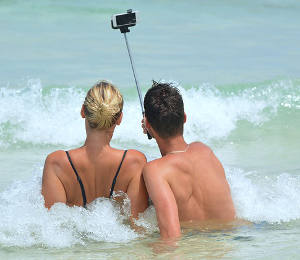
42,146,148,218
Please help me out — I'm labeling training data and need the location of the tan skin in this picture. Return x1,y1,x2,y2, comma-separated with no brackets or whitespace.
142,114,236,239
42,105,148,220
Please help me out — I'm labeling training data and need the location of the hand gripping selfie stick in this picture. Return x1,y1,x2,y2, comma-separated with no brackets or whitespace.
111,9,152,140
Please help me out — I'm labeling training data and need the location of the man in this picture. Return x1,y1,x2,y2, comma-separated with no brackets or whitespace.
142,82,236,240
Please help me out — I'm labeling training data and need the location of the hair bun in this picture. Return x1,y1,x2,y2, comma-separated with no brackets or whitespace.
83,81,123,129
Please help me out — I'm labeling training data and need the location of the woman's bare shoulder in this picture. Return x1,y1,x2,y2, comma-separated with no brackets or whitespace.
122,149,147,171
44,150,70,173
126,149,146,161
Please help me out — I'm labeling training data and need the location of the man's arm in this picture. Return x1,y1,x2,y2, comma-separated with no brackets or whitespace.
143,164,181,240
42,153,67,209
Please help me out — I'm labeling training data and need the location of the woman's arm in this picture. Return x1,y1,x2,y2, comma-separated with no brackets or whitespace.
125,150,149,219
127,172,149,219
42,153,67,209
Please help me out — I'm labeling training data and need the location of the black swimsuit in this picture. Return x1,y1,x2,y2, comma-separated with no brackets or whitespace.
65,150,128,208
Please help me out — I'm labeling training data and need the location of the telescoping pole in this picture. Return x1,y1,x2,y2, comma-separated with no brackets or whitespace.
121,32,152,139
123,33,144,114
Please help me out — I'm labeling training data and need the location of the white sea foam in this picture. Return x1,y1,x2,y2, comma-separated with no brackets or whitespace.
0,79,86,147
227,167,300,223
0,167,157,248
1,79,298,147
0,166,299,247
180,83,274,142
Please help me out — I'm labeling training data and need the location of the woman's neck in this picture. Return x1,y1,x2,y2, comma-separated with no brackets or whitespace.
83,125,115,155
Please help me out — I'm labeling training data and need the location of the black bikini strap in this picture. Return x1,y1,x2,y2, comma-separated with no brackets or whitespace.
66,151,87,207
109,150,128,198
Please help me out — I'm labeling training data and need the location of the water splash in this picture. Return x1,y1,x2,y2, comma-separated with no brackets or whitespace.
227,167,300,223
0,165,299,247
0,79,299,147
0,171,138,247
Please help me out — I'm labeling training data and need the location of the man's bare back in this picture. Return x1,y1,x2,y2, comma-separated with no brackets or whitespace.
142,81,235,239
143,142,235,238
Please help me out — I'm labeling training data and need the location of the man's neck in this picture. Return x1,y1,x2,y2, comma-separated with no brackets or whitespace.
155,135,188,157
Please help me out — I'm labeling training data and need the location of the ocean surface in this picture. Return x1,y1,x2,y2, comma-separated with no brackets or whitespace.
0,0,300,259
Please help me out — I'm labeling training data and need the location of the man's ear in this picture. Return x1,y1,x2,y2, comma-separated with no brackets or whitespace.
184,112,187,123
144,117,155,139
81,105,85,118
116,112,123,125
145,117,151,130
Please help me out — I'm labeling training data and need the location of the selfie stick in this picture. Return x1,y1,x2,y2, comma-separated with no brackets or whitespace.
112,10,152,139
123,33,144,115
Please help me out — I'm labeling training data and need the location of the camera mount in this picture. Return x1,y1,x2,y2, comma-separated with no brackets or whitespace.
120,9,133,34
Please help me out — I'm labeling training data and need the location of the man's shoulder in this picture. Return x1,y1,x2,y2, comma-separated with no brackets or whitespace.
144,156,168,168
190,141,211,151
190,142,214,157
143,157,174,179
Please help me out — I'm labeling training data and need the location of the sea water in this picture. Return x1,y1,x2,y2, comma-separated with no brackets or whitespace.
0,0,299,259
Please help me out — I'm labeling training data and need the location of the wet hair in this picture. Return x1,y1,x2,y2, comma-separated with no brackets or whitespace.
83,81,123,129
144,81,184,138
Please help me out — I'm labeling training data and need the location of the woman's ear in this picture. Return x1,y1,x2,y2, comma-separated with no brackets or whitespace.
116,112,123,125
184,112,187,123
81,105,85,118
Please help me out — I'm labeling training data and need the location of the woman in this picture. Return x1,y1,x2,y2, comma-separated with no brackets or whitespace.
42,81,148,219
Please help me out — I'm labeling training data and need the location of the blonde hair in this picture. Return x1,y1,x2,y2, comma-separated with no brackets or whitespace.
83,81,123,129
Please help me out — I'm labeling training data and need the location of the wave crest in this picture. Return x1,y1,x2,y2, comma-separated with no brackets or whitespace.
0,79,299,147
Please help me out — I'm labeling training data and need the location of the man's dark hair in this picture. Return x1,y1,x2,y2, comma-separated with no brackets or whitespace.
144,81,184,138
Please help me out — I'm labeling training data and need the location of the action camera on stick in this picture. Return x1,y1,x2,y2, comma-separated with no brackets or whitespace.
111,9,152,140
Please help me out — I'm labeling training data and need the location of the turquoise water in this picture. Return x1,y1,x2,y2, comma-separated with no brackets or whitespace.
0,0,300,259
